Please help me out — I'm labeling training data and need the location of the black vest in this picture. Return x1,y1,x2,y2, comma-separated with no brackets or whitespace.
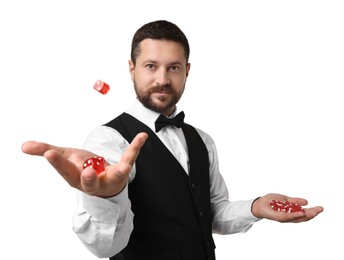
106,113,216,260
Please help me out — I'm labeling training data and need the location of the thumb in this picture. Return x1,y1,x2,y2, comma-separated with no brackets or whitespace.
120,132,148,166
80,167,100,195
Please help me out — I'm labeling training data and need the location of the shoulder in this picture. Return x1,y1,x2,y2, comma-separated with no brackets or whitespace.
84,125,124,143
83,125,129,162
194,127,217,151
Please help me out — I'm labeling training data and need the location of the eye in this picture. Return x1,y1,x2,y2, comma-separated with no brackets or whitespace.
145,64,156,70
168,65,180,72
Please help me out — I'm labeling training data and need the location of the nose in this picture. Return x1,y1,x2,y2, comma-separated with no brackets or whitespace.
155,68,171,86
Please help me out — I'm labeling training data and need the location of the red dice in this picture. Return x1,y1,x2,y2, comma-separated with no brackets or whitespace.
83,156,105,175
270,200,305,213
93,80,110,95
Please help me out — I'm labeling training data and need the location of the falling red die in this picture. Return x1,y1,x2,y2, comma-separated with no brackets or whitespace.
270,200,305,213
83,156,105,175
93,80,110,94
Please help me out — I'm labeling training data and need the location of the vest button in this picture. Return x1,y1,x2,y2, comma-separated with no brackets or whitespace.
191,183,196,189
199,211,204,217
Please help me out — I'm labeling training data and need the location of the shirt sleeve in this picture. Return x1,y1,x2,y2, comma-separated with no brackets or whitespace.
72,126,134,258
196,129,261,235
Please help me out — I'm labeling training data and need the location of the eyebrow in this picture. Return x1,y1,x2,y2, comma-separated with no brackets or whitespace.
143,60,183,66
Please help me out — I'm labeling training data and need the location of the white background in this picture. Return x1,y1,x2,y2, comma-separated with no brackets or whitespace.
1,0,343,259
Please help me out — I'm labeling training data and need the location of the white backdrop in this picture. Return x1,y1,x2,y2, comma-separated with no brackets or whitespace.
1,0,343,259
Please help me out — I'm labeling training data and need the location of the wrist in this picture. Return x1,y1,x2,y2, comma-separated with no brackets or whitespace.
251,197,261,218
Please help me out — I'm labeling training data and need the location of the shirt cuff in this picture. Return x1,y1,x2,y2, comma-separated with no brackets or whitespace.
73,184,132,258
245,198,262,222
77,184,129,221
212,198,261,235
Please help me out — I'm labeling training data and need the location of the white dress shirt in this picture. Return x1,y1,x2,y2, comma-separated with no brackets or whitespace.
72,99,260,258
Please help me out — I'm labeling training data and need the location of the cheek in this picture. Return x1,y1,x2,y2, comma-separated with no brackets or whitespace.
172,75,187,88
135,73,155,88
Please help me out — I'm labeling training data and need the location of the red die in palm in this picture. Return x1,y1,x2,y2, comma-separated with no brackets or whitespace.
83,156,105,175
270,200,305,213
93,80,110,95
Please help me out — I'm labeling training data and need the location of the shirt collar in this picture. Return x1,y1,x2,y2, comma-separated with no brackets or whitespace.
126,99,180,131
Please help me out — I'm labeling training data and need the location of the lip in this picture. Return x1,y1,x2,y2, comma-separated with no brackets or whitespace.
152,89,171,94
152,91,170,96
151,92,171,100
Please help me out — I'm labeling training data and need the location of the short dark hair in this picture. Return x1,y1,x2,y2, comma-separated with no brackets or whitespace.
130,20,190,65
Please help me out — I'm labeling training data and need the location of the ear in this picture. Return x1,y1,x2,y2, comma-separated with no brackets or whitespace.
128,60,135,81
186,63,191,77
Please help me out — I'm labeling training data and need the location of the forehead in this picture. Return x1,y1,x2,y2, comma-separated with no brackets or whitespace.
137,39,187,64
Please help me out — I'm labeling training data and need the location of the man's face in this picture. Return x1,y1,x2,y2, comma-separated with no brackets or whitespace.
129,39,190,116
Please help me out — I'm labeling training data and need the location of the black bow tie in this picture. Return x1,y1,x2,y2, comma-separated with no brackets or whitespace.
155,111,185,132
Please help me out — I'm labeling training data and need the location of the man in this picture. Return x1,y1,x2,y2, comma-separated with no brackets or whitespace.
22,20,323,260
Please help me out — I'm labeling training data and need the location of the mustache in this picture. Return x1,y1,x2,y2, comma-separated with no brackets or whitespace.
150,84,173,93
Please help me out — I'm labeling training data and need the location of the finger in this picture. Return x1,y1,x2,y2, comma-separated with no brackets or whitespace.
90,163,134,198
276,211,306,222
273,205,324,223
80,167,99,195
120,132,148,166
285,206,324,223
44,149,82,189
303,206,324,219
97,133,148,197
285,196,308,206
22,141,66,156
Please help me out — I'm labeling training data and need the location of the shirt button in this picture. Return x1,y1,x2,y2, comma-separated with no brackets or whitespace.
199,211,204,217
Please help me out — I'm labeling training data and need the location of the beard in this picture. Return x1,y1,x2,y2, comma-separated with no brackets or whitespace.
134,80,184,114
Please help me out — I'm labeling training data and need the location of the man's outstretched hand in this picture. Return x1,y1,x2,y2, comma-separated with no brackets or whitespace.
21,132,148,198
251,193,324,223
